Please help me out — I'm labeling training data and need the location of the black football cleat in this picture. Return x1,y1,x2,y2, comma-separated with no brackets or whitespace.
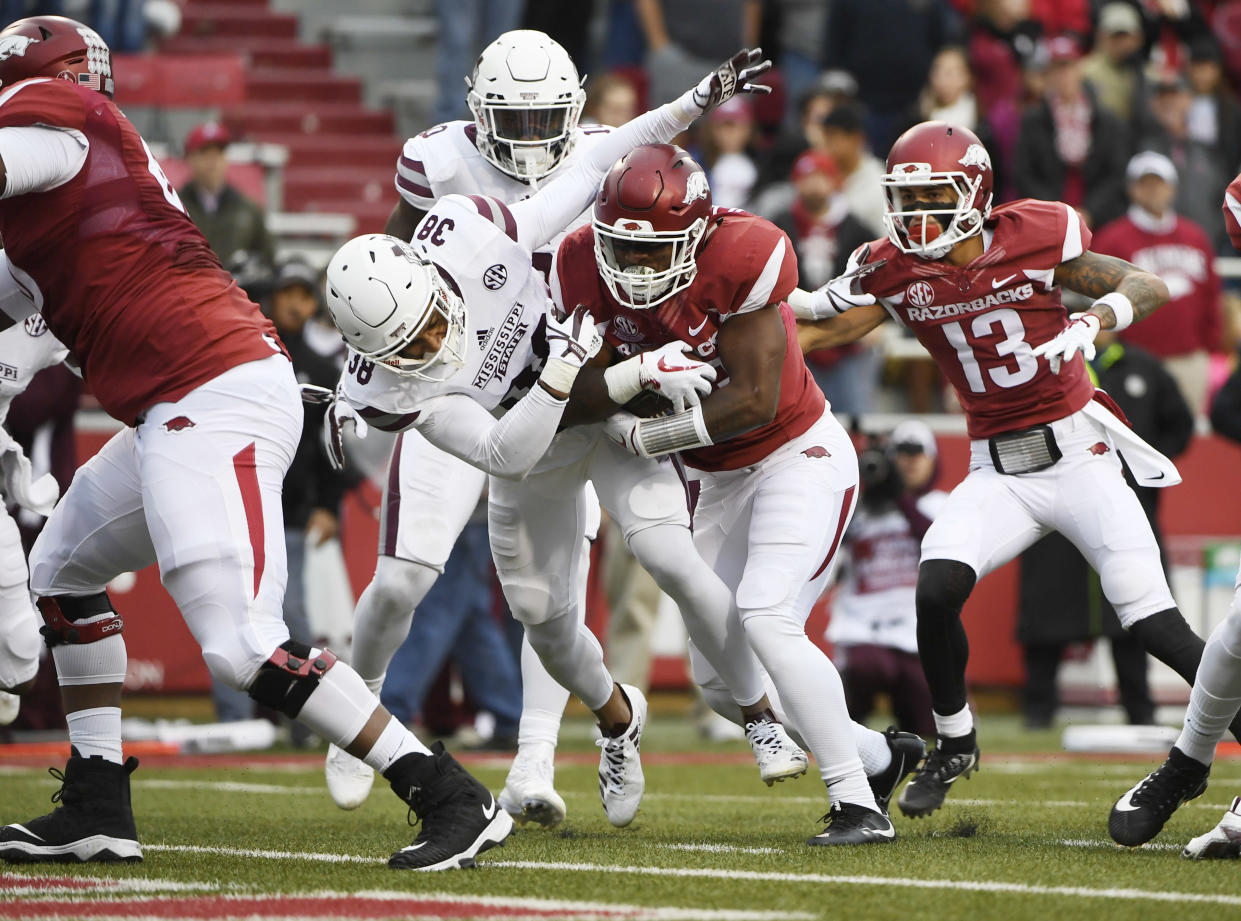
869,727,927,813
897,739,979,818
1109,746,1209,847
387,741,513,870
0,748,142,863
807,802,896,846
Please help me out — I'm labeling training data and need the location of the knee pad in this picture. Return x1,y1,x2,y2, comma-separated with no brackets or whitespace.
38,593,122,647
247,640,339,718
915,560,977,624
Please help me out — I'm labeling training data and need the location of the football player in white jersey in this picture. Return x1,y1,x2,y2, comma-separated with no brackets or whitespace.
0,315,67,725
320,48,787,828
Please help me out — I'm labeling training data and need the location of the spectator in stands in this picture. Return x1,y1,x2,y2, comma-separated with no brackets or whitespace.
432,0,523,124
824,0,963,153
582,72,639,129
828,421,943,738
1018,324,1193,729
773,0,828,127
90,0,145,53
1139,67,1231,253
1081,1,1148,126
910,45,1003,192
380,511,523,749
636,0,760,107
179,123,275,276
820,101,887,237
968,0,1042,127
754,71,856,204
1186,35,1241,184
776,150,876,415
1092,152,1222,414
700,97,758,209
1014,35,1129,229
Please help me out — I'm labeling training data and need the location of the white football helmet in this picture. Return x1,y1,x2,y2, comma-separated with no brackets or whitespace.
325,234,467,380
466,29,586,183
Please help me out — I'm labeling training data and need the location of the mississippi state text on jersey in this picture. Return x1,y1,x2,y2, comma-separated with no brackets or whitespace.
554,208,824,470
0,79,282,425
339,194,553,427
861,199,1096,439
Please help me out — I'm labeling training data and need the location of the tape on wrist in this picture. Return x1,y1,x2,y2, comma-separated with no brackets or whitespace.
603,356,644,404
539,357,579,396
1093,292,1134,331
636,404,714,457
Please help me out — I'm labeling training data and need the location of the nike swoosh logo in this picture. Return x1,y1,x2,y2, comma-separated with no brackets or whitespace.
657,357,697,373
1113,786,1142,812
992,274,1018,289
482,797,497,820
1147,472,1166,481
688,318,709,336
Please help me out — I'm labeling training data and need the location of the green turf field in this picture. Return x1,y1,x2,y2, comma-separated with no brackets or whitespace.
3,712,1240,920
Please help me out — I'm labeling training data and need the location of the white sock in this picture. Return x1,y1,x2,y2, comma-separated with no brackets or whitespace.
1176,606,1241,765
364,715,430,774
66,706,123,764
743,613,876,809
517,634,568,749
934,704,974,739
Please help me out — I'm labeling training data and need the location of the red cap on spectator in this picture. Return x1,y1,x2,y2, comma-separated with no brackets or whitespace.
790,150,839,182
709,96,753,124
185,122,232,154
1046,35,1082,63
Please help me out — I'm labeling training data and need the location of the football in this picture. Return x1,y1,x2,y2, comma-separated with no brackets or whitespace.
624,389,676,418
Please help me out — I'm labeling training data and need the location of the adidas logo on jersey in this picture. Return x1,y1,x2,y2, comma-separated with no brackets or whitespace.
476,328,493,348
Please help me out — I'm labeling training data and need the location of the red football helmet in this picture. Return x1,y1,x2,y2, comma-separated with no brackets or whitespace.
592,144,712,308
0,16,114,99
882,121,993,258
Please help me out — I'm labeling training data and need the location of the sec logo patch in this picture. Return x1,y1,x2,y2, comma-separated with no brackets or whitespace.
23,315,47,337
483,264,507,290
613,315,643,342
906,281,935,308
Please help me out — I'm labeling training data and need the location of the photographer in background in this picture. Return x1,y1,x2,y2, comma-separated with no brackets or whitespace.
827,421,944,736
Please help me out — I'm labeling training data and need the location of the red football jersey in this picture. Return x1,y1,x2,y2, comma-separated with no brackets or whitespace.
0,79,283,425
861,199,1096,439
555,208,824,471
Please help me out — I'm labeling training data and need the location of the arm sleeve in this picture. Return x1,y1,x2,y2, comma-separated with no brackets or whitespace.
414,385,568,479
508,95,701,252
0,125,88,198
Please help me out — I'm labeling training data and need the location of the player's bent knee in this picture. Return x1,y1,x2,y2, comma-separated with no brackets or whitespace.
246,640,338,717
915,559,977,621
37,593,123,646
1100,556,1174,621
371,556,438,609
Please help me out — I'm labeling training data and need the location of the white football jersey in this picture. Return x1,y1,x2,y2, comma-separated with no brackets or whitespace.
395,121,613,262
339,194,552,425
0,315,68,427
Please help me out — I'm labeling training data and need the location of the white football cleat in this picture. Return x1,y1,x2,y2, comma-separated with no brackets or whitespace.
325,742,374,810
1183,796,1241,860
498,743,566,827
0,690,19,726
744,714,808,786
596,684,647,827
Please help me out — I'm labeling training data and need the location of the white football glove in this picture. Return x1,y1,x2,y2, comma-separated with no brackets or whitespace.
540,305,604,393
1031,312,1101,375
606,341,716,413
603,410,645,458
322,396,369,472
691,48,773,115
796,244,885,321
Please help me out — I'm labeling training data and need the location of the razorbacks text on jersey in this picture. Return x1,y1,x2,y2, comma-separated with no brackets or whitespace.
554,208,824,471
0,79,283,426
339,194,554,429
395,121,613,275
860,199,1096,439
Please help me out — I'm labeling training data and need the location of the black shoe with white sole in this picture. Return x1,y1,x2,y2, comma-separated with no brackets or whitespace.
898,738,979,818
869,727,927,813
1109,746,1209,847
387,741,513,870
0,748,142,864
807,802,896,846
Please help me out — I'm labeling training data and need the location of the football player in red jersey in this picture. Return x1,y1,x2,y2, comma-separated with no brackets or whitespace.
1099,171,1241,855
554,144,928,846
0,16,513,870
799,120,1241,820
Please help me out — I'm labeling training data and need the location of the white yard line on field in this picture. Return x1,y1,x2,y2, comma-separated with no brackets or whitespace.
139,844,1241,908
660,844,780,855
137,779,322,795
1060,839,1181,852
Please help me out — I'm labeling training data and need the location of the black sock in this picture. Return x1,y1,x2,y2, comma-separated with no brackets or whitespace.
915,560,977,717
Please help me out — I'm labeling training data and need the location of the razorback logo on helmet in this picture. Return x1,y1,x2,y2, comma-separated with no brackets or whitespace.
906,281,935,308
958,143,991,171
683,171,710,205
0,35,35,62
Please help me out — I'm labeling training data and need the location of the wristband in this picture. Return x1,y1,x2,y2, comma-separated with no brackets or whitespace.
636,404,714,457
603,356,644,404
1093,292,1134,331
538,357,579,396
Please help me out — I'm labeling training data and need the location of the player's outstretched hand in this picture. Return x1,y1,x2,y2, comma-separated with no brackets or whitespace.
636,341,715,412
691,48,773,115
323,395,369,472
800,244,885,320
545,304,603,370
1031,312,1101,374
